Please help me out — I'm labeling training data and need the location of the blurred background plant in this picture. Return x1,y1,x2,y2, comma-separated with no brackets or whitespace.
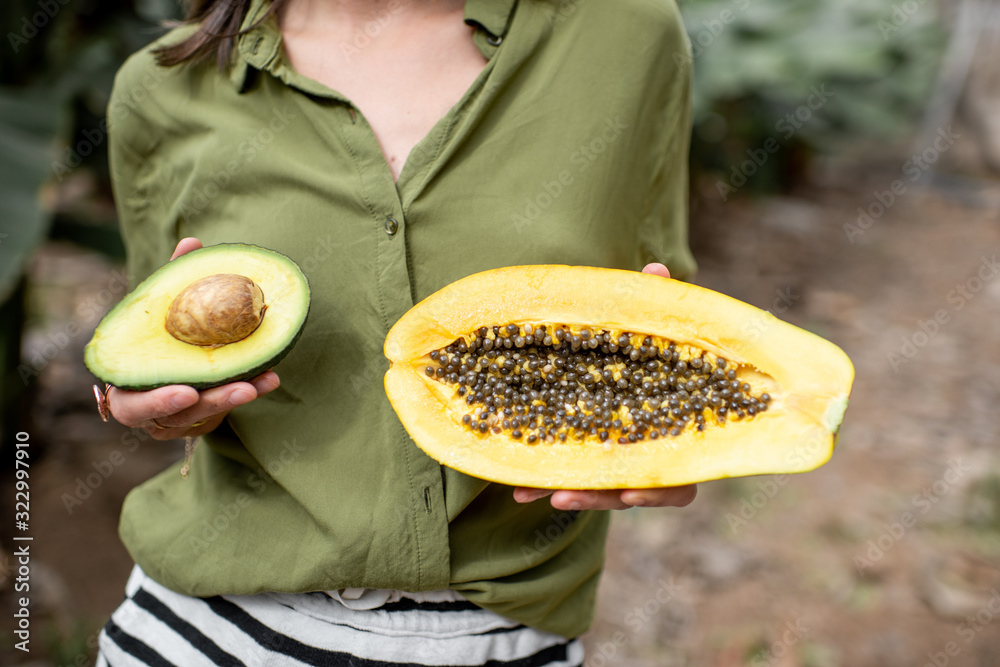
1,0,181,443
681,0,947,194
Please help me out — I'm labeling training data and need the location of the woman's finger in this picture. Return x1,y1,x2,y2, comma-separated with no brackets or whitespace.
140,372,280,439
170,237,203,260
248,370,281,396
109,385,199,428
152,381,259,429
548,490,632,511
156,370,280,429
620,485,697,508
641,262,671,278
537,486,698,511
513,487,555,503
110,373,278,445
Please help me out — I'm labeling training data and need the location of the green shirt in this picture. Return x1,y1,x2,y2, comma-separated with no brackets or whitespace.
108,0,694,638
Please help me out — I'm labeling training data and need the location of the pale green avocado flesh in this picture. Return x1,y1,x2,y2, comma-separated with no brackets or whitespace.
85,244,311,390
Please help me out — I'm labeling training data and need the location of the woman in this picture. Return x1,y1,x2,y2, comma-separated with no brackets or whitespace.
97,0,697,664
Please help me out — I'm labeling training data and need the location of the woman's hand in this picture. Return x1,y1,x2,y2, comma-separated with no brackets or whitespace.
512,485,697,510
106,237,281,440
512,262,698,511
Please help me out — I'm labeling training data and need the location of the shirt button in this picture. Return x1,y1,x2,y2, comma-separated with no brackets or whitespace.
384,218,399,236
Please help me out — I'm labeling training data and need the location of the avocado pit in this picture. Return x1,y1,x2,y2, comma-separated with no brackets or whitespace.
166,273,266,347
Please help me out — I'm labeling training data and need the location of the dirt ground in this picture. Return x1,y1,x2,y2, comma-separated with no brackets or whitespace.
2,151,1000,666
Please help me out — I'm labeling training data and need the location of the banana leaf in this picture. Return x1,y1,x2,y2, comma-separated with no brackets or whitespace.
0,89,63,304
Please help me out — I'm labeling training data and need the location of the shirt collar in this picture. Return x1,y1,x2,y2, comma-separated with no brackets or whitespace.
230,0,285,91
464,0,517,42
229,0,517,92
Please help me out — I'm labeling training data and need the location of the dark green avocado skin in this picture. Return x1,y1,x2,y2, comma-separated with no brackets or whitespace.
85,243,311,391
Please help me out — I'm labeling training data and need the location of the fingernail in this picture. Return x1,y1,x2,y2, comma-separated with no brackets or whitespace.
629,496,647,507
567,501,582,511
229,389,255,406
515,489,543,503
171,393,195,410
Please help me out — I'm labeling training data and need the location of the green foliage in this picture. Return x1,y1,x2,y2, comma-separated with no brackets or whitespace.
41,616,101,666
0,0,182,280
964,473,1000,537
0,91,60,303
0,0,181,437
678,0,946,193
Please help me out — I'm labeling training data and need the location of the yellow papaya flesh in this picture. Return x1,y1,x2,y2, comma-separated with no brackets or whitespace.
384,265,854,489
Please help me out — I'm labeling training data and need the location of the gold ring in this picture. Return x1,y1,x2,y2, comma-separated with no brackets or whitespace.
190,419,207,427
151,418,170,430
93,384,113,422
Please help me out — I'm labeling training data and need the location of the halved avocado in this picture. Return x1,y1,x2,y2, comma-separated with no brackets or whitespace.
85,244,310,390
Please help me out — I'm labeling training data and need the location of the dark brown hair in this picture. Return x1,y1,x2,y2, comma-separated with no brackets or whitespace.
154,0,287,70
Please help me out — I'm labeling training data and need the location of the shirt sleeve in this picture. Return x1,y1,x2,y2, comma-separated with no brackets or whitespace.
106,49,178,287
638,2,697,281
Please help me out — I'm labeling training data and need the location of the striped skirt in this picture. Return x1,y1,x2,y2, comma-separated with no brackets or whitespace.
97,566,584,666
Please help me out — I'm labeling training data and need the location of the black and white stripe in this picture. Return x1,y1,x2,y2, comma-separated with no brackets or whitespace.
98,566,583,666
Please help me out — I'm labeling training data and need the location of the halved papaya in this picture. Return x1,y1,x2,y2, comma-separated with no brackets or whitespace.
384,265,854,489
